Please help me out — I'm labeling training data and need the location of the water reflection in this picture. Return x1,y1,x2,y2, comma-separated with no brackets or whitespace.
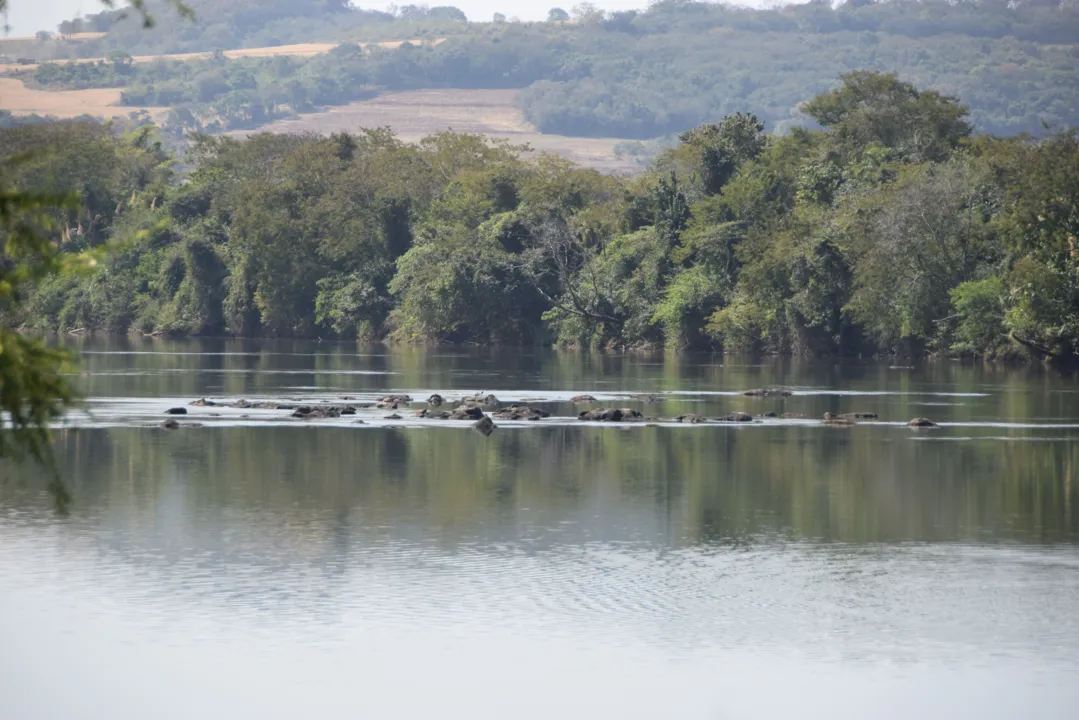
3,340,1079,719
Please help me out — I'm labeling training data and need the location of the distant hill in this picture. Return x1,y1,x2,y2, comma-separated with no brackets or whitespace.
20,0,1079,142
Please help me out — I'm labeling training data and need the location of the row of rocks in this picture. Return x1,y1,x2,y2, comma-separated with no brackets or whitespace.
171,395,939,430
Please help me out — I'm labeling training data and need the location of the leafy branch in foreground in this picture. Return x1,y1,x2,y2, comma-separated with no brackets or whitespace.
1,0,192,31
0,156,78,511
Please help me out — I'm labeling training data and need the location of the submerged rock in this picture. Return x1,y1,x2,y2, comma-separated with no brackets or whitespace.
227,399,297,410
472,416,497,436
160,419,181,430
384,413,403,420
165,407,187,415
676,414,706,424
743,388,793,398
840,412,878,420
570,395,598,404
760,411,779,418
908,418,938,428
189,398,218,407
578,408,644,422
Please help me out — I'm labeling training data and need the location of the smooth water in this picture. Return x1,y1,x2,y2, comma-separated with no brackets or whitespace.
3,338,1079,719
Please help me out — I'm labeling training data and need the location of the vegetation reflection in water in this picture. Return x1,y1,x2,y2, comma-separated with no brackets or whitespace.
4,340,1078,546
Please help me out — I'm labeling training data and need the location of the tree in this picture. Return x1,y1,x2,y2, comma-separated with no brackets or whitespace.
675,113,767,195
802,71,972,163
548,7,570,22
427,6,468,22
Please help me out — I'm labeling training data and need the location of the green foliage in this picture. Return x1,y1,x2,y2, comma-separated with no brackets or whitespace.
11,0,1078,144
9,71,1079,364
0,158,78,466
950,276,1006,356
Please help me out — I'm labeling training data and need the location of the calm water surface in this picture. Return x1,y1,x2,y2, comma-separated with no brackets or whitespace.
3,338,1079,719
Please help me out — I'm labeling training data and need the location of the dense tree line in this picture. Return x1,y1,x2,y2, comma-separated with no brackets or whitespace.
6,72,1079,360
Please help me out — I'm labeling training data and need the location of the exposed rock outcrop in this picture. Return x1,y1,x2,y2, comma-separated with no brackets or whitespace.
451,405,486,420
720,412,754,423
458,393,500,409
908,418,938,428
578,408,644,422
377,395,413,409
492,405,550,421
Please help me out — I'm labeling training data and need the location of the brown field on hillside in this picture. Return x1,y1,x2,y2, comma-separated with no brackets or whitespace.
0,80,634,173
0,77,168,119
235,89,636,173
0,39,441,73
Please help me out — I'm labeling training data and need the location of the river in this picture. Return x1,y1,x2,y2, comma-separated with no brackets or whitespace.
2,338,1078,719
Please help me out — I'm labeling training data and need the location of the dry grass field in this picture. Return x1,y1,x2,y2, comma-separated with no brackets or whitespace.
235,89,636,173
0,77,170,120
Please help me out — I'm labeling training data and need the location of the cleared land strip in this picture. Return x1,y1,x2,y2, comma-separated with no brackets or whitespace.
233,89,637,173
0,39,437,73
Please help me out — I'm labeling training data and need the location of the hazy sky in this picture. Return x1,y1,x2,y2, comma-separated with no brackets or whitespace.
3,0,692,36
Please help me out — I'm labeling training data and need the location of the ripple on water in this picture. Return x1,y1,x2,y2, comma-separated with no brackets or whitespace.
2,513,1078,665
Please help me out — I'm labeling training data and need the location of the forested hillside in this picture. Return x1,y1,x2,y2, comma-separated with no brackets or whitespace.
14,0,1079,141
6,73,1079,360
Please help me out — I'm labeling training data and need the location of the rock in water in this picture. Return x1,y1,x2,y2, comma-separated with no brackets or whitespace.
160,419,180,430
458,393,500,409
427,394,444,407
165,407,188,415
451,405,485,420
472,416,496,436
722,412,753,423
908,418,938,428
492,405,551,421
578,408,644,422
676,414,705,424
743,388,793,397
570,395,598,403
